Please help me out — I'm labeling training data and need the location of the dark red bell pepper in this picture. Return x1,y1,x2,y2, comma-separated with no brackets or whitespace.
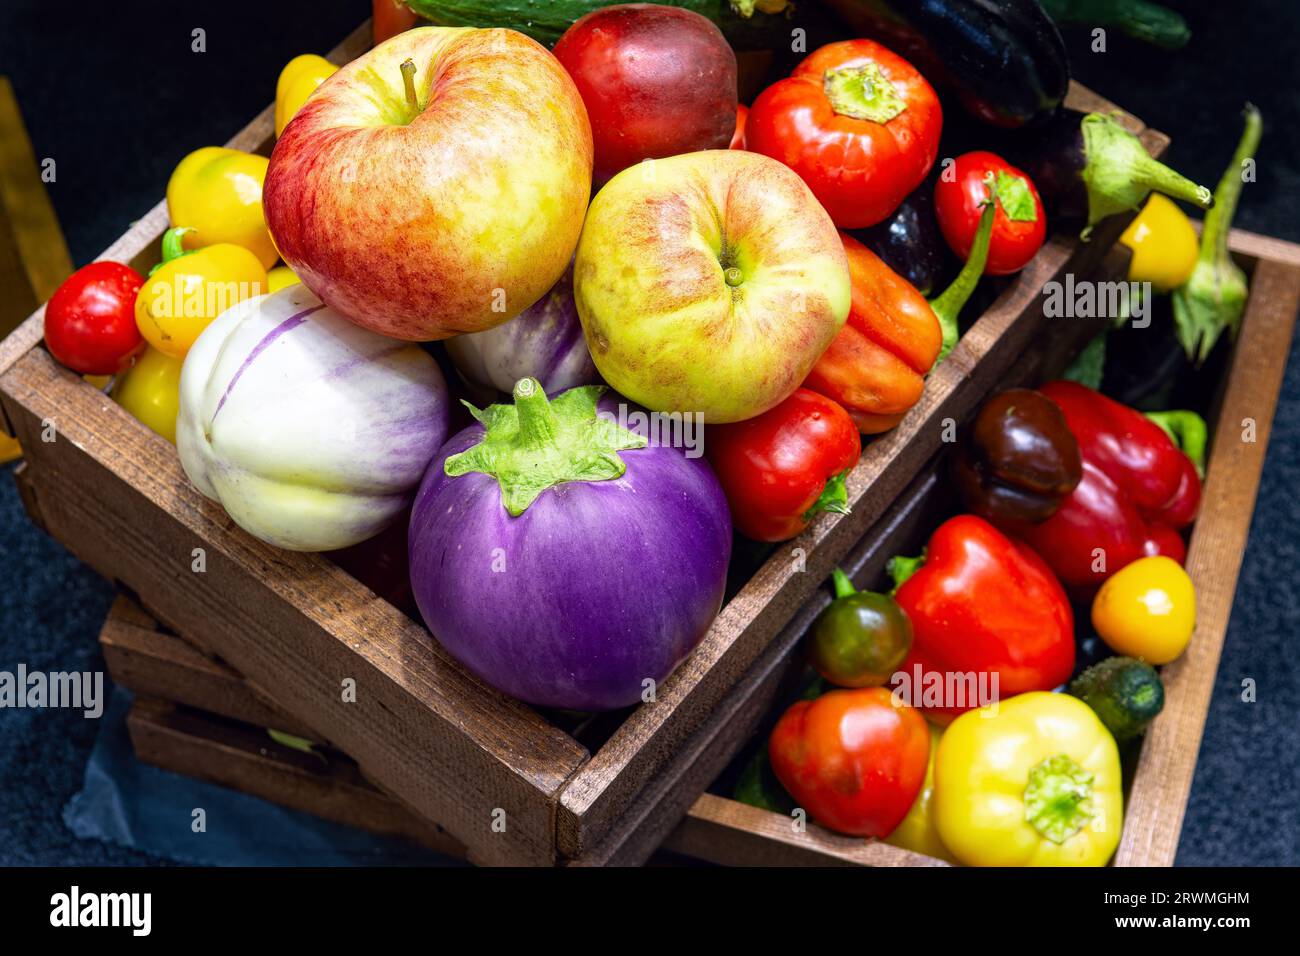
998,381,1203,593
707,389,862,542
890,514,1075,722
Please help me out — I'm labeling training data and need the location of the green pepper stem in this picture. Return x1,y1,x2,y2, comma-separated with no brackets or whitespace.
1023,753,1096,845
512,377,559,450
886,552,925,594
1198,104,1262,271
822,63,907,124
929,202,994,366
803,468,851,523
1145,410,1208,479
830,566,857,600
160,226,195,264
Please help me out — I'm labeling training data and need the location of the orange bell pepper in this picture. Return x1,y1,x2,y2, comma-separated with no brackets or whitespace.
804,203,994,434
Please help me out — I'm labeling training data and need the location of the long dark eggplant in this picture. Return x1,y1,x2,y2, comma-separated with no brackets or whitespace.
854,186,951,297
816,0,1069,128
1009,109,1212,230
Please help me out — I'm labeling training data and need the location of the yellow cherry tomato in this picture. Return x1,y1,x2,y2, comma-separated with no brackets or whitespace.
113,346,183,443
1092,555,1196,664
934,692,1123,867
275,54,338,137
136,227,266,358
266,265,301,293
885,723,956,863
1119,194,1199,292
167,146,278,269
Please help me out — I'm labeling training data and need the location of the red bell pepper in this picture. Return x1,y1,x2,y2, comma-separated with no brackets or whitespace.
934,151,1047,275
999,381,1203,593
769,686,930,838
890,515,1075,722
746,39,942,229
707,389,861,542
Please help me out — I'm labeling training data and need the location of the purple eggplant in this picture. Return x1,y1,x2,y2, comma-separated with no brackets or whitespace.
408,378,731,712
445,264,600,396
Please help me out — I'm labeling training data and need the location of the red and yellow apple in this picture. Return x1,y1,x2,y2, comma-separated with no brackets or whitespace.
574,150,851,423
264,27,593,341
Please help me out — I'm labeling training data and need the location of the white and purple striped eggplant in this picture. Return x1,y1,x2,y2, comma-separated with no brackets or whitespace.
445,264,600,396
177,285,449,552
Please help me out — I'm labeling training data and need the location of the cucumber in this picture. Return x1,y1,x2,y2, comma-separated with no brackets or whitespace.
1069,656,1165,741
403,1,795,50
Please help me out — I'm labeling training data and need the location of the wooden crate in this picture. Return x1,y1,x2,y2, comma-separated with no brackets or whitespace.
1,19,1167,865
104,231,1300,866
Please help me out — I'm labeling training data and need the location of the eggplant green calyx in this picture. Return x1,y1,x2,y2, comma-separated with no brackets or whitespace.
1023,753,1095,844
930,201,995,365
1173,104,1261,364
1146,409,1208,478
1080,112,1212,229
445,378,647,517
804,469,852,523
823,64,906,124
887,551,926,594
731,0,792,16
149,226,197,275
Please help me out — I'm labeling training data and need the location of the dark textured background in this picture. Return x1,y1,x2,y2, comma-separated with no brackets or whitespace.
1,1,1297,865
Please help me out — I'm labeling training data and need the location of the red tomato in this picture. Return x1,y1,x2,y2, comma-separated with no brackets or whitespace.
769,687,930,838
553,5,737,183
934,151,1047,275
706,389,861,542
745,39,942,229
44,261,146,375
730,103,748,150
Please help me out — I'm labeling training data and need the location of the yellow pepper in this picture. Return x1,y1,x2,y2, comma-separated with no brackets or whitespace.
934,692,1123,867
136,227,266,358
266,264,302,293
1119,193,1199,292
1092,555,1196,664
885,724,957,863
275,54,338,138
113,346,183,443
167,146,278,269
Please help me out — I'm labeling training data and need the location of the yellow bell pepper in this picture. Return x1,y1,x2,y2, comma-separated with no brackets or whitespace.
275,54,338,138
266,264,302,293
113,346,183,443
167,146,278,269
885,724,957,863
934,692,1123,867
1119,193,1199,292
1092,555,1196,664
136,227,266,359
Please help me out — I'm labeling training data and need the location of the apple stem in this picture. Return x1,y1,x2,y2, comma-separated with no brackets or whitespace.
400,58,419,113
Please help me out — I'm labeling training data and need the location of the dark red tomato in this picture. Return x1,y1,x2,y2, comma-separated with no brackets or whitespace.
769,687,930,838
730,103,748,150
745,39,942,229
934,151,1046,275
44,261,146,375
553,4,738,183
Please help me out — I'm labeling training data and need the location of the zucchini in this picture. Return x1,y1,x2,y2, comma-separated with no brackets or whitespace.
402,1,796,50
1069,656,1165,741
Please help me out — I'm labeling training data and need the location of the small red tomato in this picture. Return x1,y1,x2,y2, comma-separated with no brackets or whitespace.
769,687,930,838
746,39,942,229
44,261,146,375
730,103,748,150
706,389,861,542
553,5,738,183
934,151,1047,275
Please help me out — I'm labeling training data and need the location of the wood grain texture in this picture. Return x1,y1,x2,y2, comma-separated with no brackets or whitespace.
126,696,467,858
1115,258,1300,866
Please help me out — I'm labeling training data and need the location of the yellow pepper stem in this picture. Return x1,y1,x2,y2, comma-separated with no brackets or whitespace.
150,226,196,276
1023,753,1095,845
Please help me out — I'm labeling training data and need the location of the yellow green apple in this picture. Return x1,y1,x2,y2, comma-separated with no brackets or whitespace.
574,150,850,423
264,27,593,341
